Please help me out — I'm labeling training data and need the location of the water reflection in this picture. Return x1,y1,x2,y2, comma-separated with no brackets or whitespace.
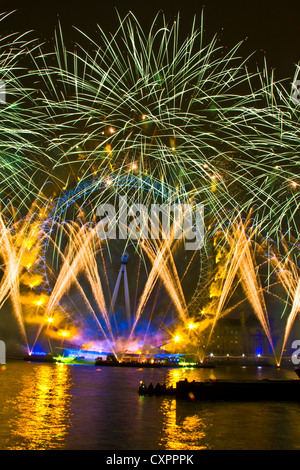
2,363,300,450
158,367,300,450
159,369,208,450
6,364,72,450
159,398,207,450
164,367,217,388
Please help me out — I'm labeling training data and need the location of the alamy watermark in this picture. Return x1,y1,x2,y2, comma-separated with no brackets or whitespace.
96,197,204,250
0,340,6,364
0,80,6,104
291,80,300,105
291,340,300,365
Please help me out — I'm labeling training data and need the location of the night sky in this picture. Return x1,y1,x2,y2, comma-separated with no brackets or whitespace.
0,0,299,81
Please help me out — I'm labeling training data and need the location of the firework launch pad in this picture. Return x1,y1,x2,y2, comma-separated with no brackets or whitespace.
24,347,194,367
24,345,278,368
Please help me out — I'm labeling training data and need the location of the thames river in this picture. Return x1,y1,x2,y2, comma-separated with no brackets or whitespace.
0,361,300,450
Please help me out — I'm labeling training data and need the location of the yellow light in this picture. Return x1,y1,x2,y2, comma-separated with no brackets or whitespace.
46,317,53,323
291,181,298,188
58,330,70,338
108,127,115,134
36,300,43,306
131,163,137,170
141,114,146,120
174,335,181,342
106,178,113,186
188,323,196,330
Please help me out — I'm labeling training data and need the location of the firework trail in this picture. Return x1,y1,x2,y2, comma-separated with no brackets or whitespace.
205,212,276,359
269,238,300,363
24,11,298,239
0,11,299,356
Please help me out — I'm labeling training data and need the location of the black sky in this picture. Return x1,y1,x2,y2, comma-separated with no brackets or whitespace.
0,0,299,80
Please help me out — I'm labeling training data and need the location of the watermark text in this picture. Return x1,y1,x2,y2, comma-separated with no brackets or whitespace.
96,197,204,250
0,340,6,364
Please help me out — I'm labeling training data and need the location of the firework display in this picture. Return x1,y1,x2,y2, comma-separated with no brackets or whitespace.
0,11,299,366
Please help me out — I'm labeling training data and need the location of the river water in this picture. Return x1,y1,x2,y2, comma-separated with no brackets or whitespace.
0,360,300,450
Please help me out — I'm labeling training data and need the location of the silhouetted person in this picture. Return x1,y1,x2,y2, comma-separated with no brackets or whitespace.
147,382,154,394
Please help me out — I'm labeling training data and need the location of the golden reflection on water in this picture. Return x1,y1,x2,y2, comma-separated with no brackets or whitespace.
159,398,207,450
165,367,216,388
7,364,72,450
159,368,209,450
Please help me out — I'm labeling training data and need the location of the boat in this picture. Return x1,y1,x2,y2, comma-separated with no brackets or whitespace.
95,357,162,368
138,370,300,401
24,353,57,363
164,362,215,369
95,359,214,368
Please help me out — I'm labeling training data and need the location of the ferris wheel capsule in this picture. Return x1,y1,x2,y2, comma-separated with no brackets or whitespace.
121,253,129,264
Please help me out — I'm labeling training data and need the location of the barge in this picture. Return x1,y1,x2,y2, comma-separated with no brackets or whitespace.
139,369,300,401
